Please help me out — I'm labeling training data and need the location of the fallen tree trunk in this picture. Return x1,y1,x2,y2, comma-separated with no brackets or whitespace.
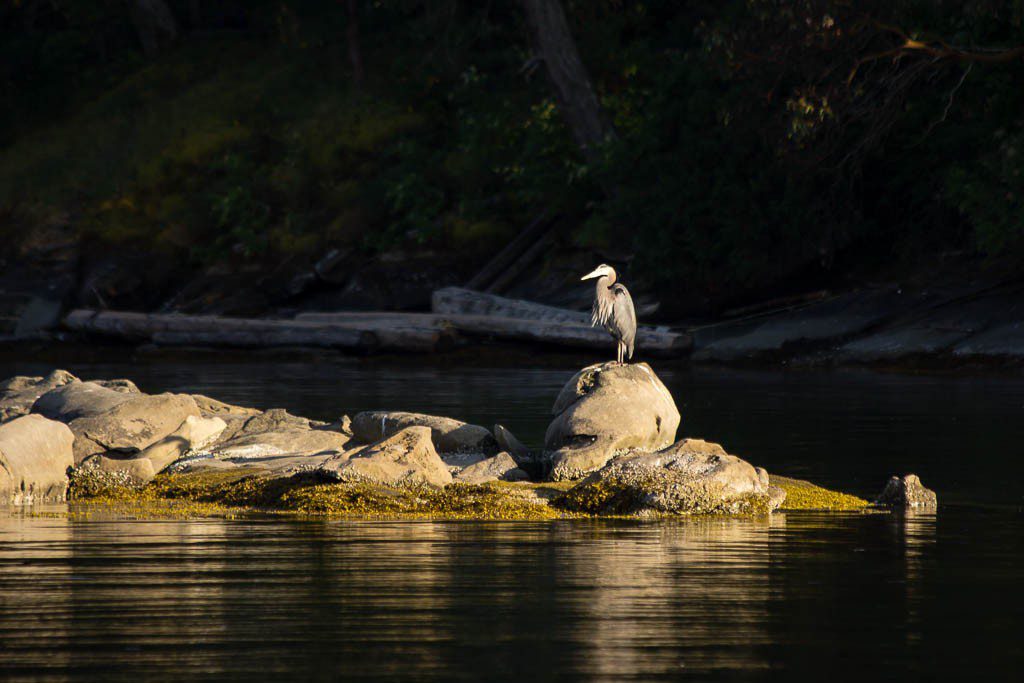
66,307,691,357
447,314,689,357
64,310,444,353
299,309,691,357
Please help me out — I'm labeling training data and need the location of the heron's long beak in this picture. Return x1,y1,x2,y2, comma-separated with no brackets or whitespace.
581,268,603,281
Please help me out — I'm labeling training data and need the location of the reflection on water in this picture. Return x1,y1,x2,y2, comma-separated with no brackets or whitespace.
1,510,1021,681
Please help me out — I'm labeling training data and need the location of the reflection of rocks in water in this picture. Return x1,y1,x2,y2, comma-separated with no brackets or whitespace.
890,508,937,648
556,517,785,678
0,509,72,675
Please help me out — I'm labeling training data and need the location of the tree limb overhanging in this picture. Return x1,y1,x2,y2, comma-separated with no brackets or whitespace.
848,19,1024,86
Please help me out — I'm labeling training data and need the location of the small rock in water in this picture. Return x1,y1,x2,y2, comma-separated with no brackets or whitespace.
454,452,529,484
873,474,937,508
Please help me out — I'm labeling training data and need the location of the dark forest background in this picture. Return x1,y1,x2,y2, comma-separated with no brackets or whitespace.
2,1,1022,316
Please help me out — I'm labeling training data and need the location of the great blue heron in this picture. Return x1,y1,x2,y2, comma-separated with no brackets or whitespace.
581,264,637,364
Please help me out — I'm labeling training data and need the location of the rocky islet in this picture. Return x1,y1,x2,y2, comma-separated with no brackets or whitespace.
0,364,934,517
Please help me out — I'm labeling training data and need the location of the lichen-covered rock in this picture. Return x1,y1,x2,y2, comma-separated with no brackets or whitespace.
454,452,529,484
546,362,680,480
352,411,496,453
319,426,452,488
873,474,937,508
0,414,75,504
558,438,781,515
0,369,79,423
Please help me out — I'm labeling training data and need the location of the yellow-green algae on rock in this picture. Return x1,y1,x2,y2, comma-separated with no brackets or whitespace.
769,475,869,511
68,464,869,519
553,475,778,516
70,468,576,520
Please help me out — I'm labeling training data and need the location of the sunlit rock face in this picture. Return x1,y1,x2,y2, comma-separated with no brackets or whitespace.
32,380,199,464
319,426,453,488
0,414,74,504
558,438,784,516
545,362,680,480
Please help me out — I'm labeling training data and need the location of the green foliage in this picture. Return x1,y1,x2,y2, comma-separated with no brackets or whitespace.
947,128,1024,257
2,0,1023,300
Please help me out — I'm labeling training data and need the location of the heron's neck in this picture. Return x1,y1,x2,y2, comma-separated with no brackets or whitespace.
596,272,615,291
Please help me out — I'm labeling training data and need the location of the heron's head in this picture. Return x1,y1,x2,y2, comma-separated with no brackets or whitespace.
581,264,615,281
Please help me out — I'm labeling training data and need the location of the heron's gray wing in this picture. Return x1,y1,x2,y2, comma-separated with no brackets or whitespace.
611,284,637,353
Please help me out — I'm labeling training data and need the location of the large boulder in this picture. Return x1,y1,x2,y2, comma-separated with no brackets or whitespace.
33,383,201,463
351,411,495,453
0,369,78,423
546,362,680,480
319,426,452,488
0,414,75,504
558,438,783,515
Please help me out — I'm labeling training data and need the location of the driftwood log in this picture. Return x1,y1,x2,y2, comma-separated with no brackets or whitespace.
64,310,446,353
66,298,692,357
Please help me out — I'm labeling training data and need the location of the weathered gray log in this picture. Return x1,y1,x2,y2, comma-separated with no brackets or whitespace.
64,310,443,353
447,314,690,356
432,287,590,324
66,307,691,356
302,305,691,356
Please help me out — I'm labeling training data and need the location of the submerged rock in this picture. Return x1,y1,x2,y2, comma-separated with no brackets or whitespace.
351,411,496,453
319,426,452,488
0,414,75,504
546,362,680,480
873,474,937,508
558,438,782,515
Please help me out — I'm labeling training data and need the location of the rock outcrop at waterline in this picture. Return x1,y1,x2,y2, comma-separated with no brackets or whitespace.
558,438,784,515
546,362,681,480
0,414,75,504
0,366,935,517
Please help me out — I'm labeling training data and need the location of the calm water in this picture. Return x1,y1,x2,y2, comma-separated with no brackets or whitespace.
1,354,1023,680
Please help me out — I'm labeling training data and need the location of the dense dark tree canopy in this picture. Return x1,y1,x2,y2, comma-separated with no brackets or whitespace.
1,0,1022,311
